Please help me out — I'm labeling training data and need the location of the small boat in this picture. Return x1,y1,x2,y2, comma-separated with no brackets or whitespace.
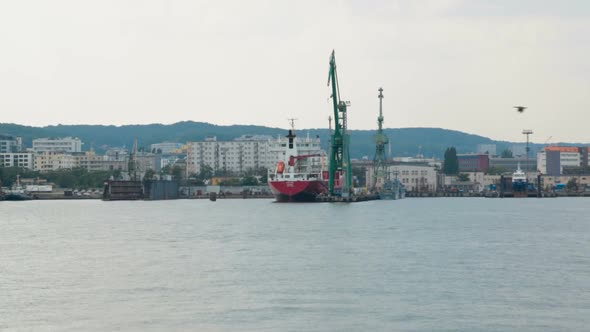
2,175,32,201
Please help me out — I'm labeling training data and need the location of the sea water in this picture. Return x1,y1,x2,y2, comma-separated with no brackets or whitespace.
1,198,589,331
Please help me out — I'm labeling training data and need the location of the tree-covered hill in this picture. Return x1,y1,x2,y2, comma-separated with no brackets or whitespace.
0,121,566,158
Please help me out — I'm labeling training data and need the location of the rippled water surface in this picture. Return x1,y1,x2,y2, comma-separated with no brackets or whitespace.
1,198,589,331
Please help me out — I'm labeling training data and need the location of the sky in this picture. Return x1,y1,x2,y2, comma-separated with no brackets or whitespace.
0,0,589,143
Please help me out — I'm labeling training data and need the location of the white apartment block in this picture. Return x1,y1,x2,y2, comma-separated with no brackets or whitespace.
0,153,34,169
33,137,82,153
0,135,23,153
187,137,272,175
34,152,76,172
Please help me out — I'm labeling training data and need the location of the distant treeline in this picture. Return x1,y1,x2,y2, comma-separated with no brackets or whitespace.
0,121,554,159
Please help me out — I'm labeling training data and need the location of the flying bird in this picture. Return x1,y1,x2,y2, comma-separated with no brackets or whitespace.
514,106,527,113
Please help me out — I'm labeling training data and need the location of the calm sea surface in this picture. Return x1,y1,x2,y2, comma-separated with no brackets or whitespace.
1,198,589,331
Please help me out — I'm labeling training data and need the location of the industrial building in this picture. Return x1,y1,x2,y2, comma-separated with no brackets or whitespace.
366,163,437,192
537,146,590,175
457,154,490,173
489,156,537,173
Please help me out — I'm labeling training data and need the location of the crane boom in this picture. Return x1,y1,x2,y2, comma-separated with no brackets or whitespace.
327,51,352,197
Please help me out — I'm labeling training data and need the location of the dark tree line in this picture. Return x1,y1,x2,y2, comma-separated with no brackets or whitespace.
443,147,459,175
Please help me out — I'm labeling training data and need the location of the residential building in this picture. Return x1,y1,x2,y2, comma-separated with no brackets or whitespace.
0,152,34,169
150,142,183,154
187,135,289,176
0,134,23,153
72,152,105,172
33,137,82,153
34,152,76,172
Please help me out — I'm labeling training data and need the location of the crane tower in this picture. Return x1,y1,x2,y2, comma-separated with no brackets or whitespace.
372,87,389,190
327,51,352,197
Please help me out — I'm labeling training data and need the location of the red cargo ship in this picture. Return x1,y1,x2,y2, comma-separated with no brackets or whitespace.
267,128,328,202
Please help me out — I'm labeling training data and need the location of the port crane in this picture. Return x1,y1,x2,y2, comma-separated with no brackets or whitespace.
372,87,389,191
327,50,352,197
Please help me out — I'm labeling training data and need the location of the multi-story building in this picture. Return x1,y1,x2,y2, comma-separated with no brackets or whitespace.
105,147,129,162
366,163,437,192
187,135,282,176
0,134,23,153
34,152,76,172
0,152,34,169
457,154,490,172
72,152,105,172
33,137,82,153
537,146,588,175
150,142,183,154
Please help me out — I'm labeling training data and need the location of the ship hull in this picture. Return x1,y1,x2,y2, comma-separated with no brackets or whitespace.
268,180,328,202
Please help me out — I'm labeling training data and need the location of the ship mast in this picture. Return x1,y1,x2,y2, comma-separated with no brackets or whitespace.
327,50,352,197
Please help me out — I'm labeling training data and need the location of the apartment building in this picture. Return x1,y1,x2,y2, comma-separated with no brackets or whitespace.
0,134,23,153
33,137,82,153
0,152,34,169
187,136,273,175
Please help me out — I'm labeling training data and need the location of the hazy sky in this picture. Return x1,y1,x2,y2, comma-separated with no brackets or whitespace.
1,0,589,142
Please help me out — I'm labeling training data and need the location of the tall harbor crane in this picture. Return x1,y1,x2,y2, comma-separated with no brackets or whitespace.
327,50,352,197
372,87,389,190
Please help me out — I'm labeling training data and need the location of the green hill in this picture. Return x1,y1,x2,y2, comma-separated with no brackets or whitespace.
0,121,563,159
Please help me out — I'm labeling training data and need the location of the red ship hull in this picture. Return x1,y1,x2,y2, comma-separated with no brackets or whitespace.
268,180,328,202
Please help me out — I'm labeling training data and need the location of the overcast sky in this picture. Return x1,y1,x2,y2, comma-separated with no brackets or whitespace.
1,0,589,142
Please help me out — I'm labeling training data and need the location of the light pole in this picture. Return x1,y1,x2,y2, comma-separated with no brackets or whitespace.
522,129,533,181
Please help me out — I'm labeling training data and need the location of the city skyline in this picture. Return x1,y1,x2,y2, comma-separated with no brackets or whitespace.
1,0,589,143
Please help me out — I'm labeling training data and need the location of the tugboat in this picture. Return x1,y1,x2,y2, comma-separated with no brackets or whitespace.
267,122,328,202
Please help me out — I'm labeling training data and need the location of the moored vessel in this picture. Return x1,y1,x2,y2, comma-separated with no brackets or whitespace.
512,163,528,197
267,125,328,202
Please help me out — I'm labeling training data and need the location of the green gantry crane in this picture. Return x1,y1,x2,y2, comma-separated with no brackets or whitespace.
327,51,352,197
372,87,389,190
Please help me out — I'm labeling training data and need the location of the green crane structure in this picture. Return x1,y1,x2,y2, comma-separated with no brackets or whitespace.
372,87,389,190
327,51,352,197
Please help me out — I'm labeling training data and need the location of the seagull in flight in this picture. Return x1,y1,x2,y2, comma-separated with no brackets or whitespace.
514,106,527,113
